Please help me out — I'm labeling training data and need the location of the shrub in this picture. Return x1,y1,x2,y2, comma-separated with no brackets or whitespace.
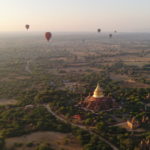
36,143,53,150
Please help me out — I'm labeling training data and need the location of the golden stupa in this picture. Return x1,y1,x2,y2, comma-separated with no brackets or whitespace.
93,83,104,98
79,83,117,112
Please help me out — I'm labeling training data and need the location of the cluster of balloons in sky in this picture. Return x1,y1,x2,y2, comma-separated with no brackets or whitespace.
25,24,117,41
25,24,52,42
97,28,117,38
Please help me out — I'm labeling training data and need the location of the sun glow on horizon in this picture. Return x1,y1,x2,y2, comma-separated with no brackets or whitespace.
0,0,150,32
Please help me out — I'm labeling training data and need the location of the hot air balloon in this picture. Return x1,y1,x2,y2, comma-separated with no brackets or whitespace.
45,32,52,41
109,34,112,38
25,24,30,30
97,29,101,33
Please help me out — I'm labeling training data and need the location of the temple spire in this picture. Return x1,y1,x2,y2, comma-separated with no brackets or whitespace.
93,83,104,98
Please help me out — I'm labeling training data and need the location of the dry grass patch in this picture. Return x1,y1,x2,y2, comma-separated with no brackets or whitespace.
0,99,17,106
5,131,83,150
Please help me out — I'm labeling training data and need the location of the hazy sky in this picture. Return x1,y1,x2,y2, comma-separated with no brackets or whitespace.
0,0,150,32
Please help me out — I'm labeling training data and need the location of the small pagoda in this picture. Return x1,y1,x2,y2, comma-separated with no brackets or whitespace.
79,84,117,112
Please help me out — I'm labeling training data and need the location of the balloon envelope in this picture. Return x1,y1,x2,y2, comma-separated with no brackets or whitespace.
25,24,30,30
109,34,112,38
97,29,101,33
45,32,52,41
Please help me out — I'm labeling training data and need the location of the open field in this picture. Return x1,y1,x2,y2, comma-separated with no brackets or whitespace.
0,99,17,106
5,131,82,150
110,73,150,88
